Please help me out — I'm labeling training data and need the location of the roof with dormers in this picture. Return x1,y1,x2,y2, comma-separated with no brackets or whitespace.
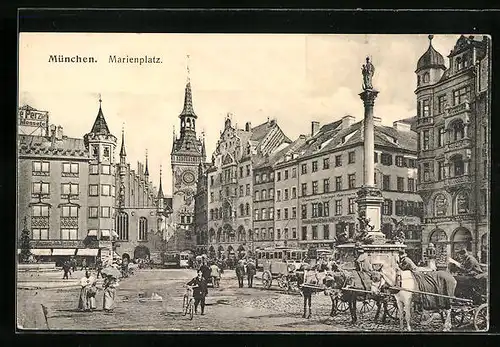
18,134,90,158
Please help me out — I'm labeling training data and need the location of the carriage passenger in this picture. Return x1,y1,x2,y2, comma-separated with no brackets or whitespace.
456,249,483,277
355,247,372,273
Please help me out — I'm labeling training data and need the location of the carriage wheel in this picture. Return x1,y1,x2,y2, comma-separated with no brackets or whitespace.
359,299,375,314
262,271,272,289
336,300,350,312
451,308,474,328
385,297,399,320
474,304,489,331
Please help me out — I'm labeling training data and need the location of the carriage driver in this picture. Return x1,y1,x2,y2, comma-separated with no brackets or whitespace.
355,245,372,273
397,250,417,271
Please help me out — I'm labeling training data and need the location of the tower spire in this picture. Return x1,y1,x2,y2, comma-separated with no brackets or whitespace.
90,93,110,135
120,123,126,157
179,54,196,118
157,164,164,199
144,149,149,176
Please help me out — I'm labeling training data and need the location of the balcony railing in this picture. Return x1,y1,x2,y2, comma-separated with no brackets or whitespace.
31,216,49,228
416,117,434,126
445,138,472,152
446,101,470,118
60,217,79,228
29,239,84,248
445,174,471,187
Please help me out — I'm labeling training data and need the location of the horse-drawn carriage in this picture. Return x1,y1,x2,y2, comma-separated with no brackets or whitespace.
257,248,308,293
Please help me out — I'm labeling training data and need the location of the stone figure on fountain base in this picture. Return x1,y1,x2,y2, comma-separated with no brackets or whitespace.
354,216,375,244
390,217,406,245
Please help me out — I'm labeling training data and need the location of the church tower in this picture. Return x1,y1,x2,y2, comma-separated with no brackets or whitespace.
170,56,206,252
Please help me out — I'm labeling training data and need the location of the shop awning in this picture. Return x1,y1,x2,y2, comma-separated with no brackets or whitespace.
87,230,98,237
31,249,52,256
77,248,99,256
52,249,76,256
101,230,110,237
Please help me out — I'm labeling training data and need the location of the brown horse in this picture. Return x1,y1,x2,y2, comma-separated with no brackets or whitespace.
323,270,391,324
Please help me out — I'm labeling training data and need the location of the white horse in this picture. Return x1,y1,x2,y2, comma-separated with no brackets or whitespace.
370,264,455,331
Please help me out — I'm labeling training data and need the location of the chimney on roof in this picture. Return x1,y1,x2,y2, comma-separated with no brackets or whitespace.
393,121,412,132
49,125,57,147
311,121,320,136
373,116,382,126
341,115,355,129
56,125,63,140
245,122,252,131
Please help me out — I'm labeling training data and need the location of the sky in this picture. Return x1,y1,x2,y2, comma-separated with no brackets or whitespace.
19,33,460,195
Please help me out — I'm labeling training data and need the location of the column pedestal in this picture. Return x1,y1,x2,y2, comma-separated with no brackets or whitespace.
356,185,386,244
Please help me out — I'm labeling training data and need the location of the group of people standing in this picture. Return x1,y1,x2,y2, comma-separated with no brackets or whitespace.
77,269,119,313
235,259,257,288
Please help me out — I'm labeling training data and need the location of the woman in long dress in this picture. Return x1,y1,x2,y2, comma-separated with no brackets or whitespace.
78,271,91,311
102,274,119,312
87,274,97,311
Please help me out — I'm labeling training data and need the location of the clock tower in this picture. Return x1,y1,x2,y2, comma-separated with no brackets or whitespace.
170,63,206,253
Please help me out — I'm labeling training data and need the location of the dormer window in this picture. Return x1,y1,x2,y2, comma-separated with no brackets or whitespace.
423,73,430,83
456,56,463,71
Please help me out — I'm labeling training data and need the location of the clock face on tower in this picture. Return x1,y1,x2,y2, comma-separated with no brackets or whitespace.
182,170,195,185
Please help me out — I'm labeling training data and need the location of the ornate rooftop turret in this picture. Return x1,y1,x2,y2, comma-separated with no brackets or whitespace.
90,95,111,135
416,35,446,73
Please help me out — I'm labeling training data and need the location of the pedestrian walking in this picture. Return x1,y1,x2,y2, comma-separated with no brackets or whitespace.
81,258,87,271
62,260,71,279
102,274,119,312
186,270,209,315
70,257,77,273
78,271,92,311
96,259,103,279
235,260,246,288
246,259,256,288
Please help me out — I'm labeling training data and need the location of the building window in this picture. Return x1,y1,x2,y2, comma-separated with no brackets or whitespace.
89,164,99,175
210,192,214,202
335,200,342,215
312,226,318,240
291,187,296,199
335,176,342,191
284,189,289,200
239,185,243,197
395,156,404,167
239,167,243,178
262,173,268,182
277,229,281,240
323,201,330,217
374,152,379,163
435,194,448,216
302,226,307,240
323,225,330,240
99,207,109,218
348,198,355,214
276,209,281,220
408,159,416,168
292,207,297,219
246,165,250,176
347,151,355,164
89,184,99,196
276,190,281,201
32,182,50,196
408,178,415,192
397,177,404,192
451,155,465,176
312,203,319,218
453,85,471,105
348,174,356,189
301,204,307,219
277,172,281,181
255,190,260,201
101,164,111,175
219,190,223,200
262,189,267,200
246,184,250,196
381,153,393,165
245,203,250,216
262,208,267,220
269,228,274,240
312,181,318,194
292,228,297,239
32,161,50,175
301,164,307,174
89,207,98,218
438,95,447,114
422,99,430,117
269,207,274,219
438,161,446,180
423,163,431,182
284,170,289,180
269,189,274,199
102,146,110,161
312,161,318,172
323,157,330,169
254,209,260,221
61,205,78,217
301,183,307,196
395,200,405,216
61,183,79,197
383,199,393,215
452,121,465,141
335,155,342,167
139,217,148,241
62,162,79,175
61,228,78,240
32,228,49,240
91,145,99,160
284,208,289,219
382,175,390,190
456,191,470,214
323,179,330,193
292,167,297,178
101,184,111,196
438,127,446,147
31,205,49,217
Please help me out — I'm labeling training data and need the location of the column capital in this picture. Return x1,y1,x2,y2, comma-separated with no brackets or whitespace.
359,89,379,106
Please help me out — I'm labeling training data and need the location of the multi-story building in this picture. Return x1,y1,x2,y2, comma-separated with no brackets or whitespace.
415,35,490,266
293,116,423,261
207,116,290,260
272,135,308,249
194,161,211,255
170,77,207,253
17,100,164,265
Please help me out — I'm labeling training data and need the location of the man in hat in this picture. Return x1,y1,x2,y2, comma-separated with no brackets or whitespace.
456,249,483,277
187,270,209,315
398,250,417,271
235,260,246,288
355,246,372,273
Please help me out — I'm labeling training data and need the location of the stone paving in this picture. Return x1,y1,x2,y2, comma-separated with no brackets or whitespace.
16,268,476,332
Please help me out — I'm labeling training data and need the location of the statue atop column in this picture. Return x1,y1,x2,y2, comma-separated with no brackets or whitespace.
362,57,375,90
